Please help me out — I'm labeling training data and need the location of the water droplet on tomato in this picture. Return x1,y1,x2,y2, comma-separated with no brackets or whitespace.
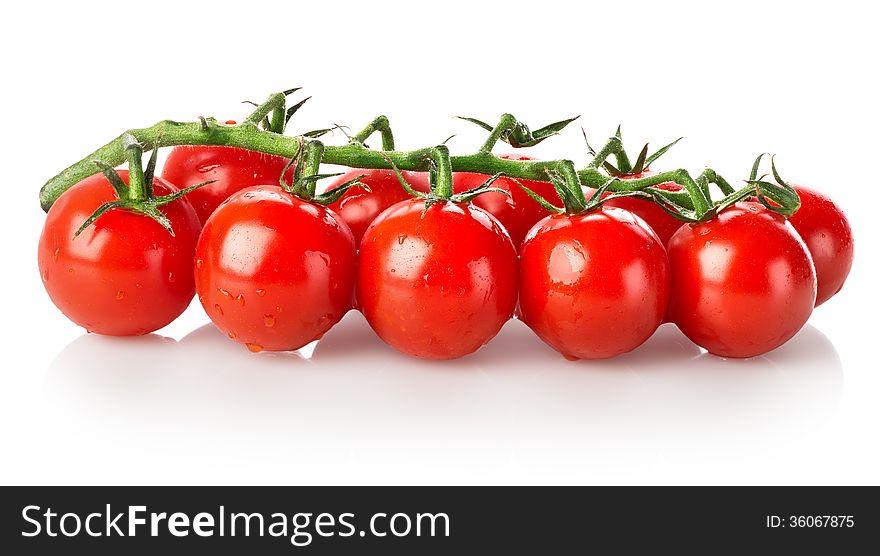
275,306,283,313
218,287,233,300
256,289,266,296
53,248,59,261
41,270,48,282
198,295,205,304
116,290,125,300
246,343,264,353
196,259,203,269
235,294,245,306
197,163,222,173
168,272,176,283
67,268,75,274
135,283,143,288
214,304,224,316
562,353,580,362
397,234,408,245
264,314,276,327
227,331,237,340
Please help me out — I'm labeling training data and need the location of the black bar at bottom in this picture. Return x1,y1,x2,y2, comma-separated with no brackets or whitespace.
1,486,876,554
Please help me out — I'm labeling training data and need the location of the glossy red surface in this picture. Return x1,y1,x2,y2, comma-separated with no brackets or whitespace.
667,202,816,358
519,207,670,360
162,146,293,224
787,185,854,306
38,170,200,335
195,186,357,352
357,199,518,359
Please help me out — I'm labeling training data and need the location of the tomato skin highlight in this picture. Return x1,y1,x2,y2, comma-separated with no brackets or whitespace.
452,154,559,248
786,185,854,306
603,177,685,245
667,202,817,358
356,199,519,359
519,207,670,360
162,146,293,224
326,169,430,244
37,171,200,336
195,186,357,352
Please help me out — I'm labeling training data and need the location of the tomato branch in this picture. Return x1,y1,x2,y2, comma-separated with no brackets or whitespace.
38,91,798,221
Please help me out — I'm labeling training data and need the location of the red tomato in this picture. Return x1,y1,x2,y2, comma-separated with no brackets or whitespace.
195,186,356,352
326,169,430,244
667,202,816,358
519,207,670,360
357,199,518,359
162,146,293,224
787,185,854,306
452,154,559,247
603,174,684,244
38,171,200,336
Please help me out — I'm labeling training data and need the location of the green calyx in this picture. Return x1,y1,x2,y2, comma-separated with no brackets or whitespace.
458,113,580,153
584,126,683,177
280,137,370,205
383,145,512,214
74,135,213,238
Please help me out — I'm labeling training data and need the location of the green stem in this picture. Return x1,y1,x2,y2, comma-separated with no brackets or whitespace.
587,136,624,169
431,145,454,198
556,160,587,212
124,140,147,201
480,113,516,153
38,112,710,219
269,103,286,134
352,116,395,151
242,93,285,127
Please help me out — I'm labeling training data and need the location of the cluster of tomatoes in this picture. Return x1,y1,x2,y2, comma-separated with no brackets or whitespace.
38,139,854,361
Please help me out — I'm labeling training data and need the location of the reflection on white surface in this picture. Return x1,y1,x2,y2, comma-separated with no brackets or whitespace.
42,313,842,485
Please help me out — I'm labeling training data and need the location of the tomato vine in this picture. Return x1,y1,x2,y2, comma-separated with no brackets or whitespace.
39,90,801,222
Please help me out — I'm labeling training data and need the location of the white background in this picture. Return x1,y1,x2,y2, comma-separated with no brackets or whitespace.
1,0,878,485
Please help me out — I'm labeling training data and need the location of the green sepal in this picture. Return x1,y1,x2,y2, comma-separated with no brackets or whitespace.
278,155,298,192
459,115,580,148
629,143,650,175
643,137,683,169
581,128,597,156
73,200,124,238
749,153,769,182
142,136,161,187
285,96,311,125
455,116,493,132
137,203,175,235
515,178,565,214
303,128,333,138
154,180,216,206
602,161,624,177
450,173,511,204
312,174,370,205
520,116,580,147
746,155,801,216
92,160,129,200
381,154,427,199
